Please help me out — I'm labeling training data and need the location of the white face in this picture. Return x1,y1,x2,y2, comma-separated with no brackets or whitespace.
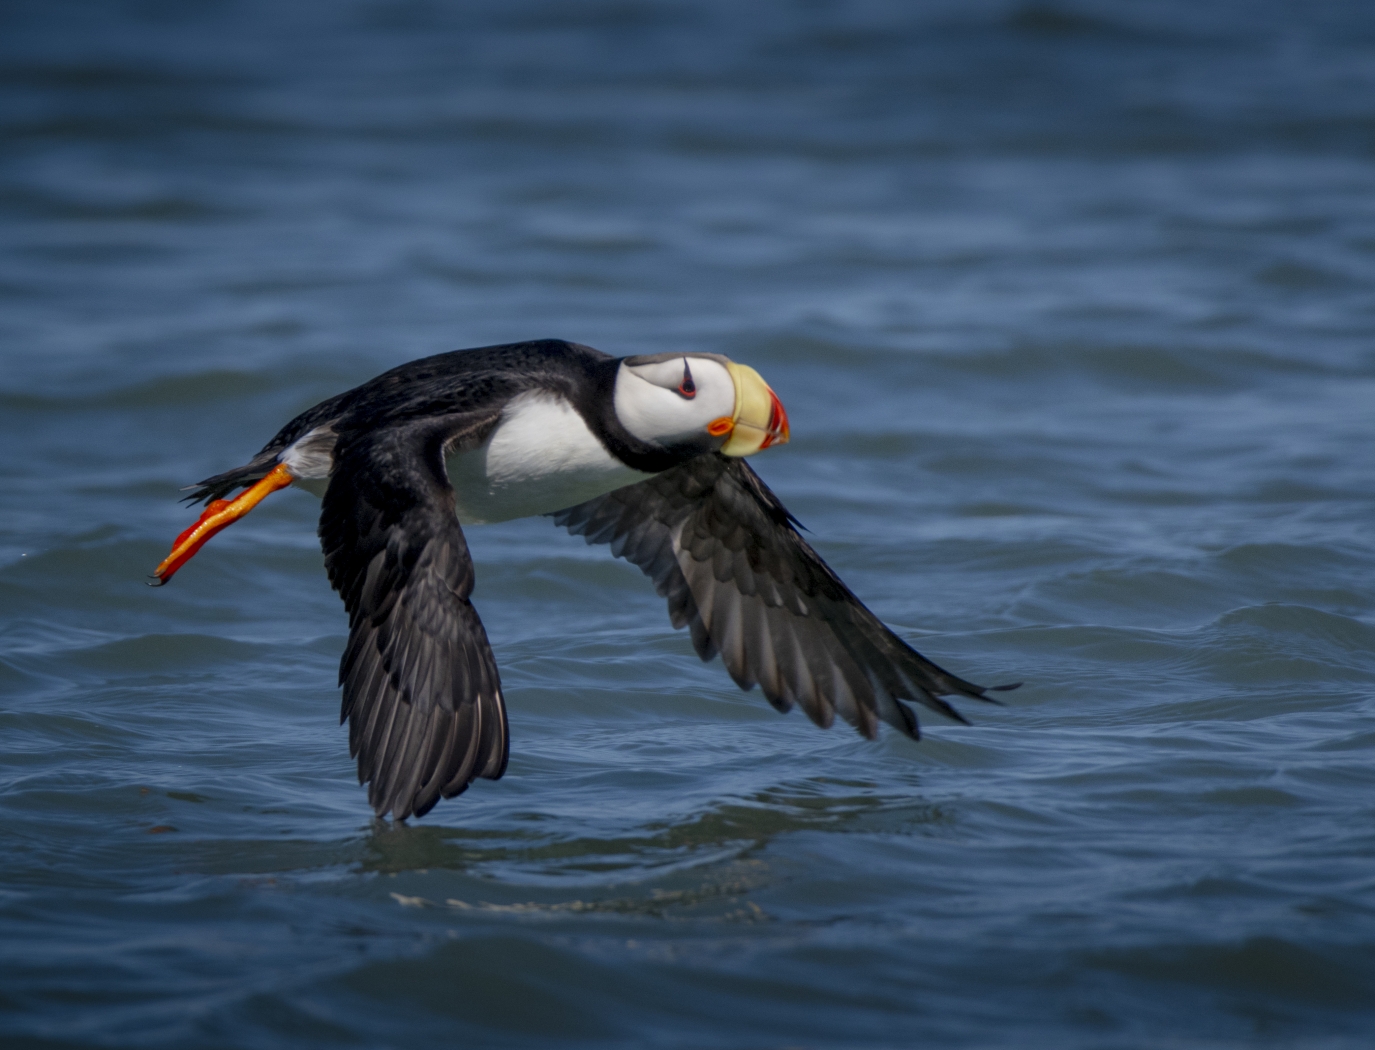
613,354,736,448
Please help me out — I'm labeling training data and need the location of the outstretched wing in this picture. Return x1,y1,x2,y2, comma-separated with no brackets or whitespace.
319,416,508,819
553,454,1014,740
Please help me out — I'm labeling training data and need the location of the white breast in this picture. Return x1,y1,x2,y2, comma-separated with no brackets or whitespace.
446,390,651,524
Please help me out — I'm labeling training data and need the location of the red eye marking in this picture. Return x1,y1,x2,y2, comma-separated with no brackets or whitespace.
677,359,696,399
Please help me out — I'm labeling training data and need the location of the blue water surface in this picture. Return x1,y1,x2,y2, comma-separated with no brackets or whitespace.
2,1,1374,1047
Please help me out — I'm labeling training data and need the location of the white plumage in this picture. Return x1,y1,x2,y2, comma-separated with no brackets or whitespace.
447,390,651,524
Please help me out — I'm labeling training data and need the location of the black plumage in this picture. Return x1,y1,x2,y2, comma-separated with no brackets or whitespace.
320,413,508,820
555,454,1013,741
168,339,1013,820
187,341,688,507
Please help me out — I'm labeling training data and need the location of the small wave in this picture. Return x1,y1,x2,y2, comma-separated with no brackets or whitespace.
942,341,1358,389
0,370,271,412
1086,936,1374,1007
0,186,233,223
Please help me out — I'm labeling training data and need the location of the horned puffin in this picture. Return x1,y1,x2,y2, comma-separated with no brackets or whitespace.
152,339,1015,820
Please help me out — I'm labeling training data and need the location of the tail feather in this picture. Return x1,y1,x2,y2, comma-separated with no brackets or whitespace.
181,452,280,505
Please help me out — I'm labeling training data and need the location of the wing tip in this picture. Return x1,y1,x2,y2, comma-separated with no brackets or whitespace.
892,698,921,740
970,680,1022,707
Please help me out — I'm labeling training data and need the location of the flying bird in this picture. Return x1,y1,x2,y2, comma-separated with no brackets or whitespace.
152,340,1015,819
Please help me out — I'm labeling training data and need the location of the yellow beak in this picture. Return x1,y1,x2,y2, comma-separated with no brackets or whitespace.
716,362,790,457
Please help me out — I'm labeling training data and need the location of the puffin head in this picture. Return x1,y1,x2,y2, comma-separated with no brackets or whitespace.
613,352,790,458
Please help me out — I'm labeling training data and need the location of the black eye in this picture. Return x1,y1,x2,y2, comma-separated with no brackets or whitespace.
677,360,696,399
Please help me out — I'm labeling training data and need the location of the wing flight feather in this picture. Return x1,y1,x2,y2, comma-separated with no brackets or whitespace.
553,454,1013,740
320,415,508,819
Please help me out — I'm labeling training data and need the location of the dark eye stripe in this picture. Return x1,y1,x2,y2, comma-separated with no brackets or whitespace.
677,359,696,399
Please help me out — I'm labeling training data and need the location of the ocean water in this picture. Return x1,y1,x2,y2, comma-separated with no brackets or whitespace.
2,1,1374,1046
